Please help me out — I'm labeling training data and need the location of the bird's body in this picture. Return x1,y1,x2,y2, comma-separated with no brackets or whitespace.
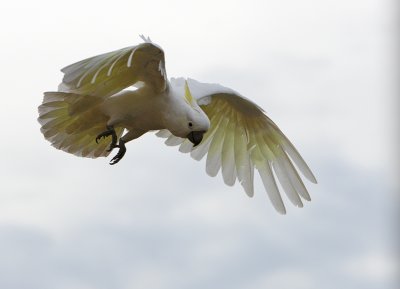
102,88,168,135
38,36,317,213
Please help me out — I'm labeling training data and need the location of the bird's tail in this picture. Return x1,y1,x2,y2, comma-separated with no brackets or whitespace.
38,92,124,158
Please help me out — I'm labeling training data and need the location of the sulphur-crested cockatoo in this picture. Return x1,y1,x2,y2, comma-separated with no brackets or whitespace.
38,36,317,213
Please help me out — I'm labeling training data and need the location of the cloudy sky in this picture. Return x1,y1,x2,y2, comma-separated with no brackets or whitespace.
0,0,398,288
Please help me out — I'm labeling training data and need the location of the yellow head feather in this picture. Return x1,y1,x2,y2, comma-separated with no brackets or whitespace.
184,80,196,108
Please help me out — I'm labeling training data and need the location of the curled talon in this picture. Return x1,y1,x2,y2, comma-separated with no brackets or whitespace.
95,126,118,146
95,135,104,144
109,140,126,165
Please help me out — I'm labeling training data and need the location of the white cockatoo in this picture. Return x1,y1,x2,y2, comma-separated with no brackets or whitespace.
38,36,317,213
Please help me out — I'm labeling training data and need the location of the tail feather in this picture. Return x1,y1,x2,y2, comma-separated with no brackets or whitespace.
38,92,123,158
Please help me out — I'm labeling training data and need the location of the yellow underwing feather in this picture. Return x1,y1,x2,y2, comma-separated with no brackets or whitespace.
250,140,286,214
206,116,229,177
234,114,254,196
38,92,124,158
277,146,311,201
254,121,303,207
190,109,223,161
221,111,237,186
59,42,167,96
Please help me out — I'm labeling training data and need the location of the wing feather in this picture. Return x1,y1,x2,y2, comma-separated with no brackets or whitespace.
206,117,229,177
280,136,317,184
157,78,316,213
155,129,172,138
221,112,237,186
59,42,167,97
179,140,194,153
279,148,311,201
165,135,184,146
254,121,303,207
251,144,286,214
233,114,254,197
191,104,224,161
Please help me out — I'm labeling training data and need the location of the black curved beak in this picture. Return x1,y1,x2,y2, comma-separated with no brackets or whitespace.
187,131,205,147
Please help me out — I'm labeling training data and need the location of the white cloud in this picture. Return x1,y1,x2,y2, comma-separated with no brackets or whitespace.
248,268,316,289
343,251,399,283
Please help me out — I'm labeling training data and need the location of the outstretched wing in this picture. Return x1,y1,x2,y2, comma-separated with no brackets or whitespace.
58,39,167,97
157,78,317,214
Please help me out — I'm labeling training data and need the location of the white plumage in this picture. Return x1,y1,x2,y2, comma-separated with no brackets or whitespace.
38,37,317,213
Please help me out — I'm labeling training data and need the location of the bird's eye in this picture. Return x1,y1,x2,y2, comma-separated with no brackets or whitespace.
188,122,193,128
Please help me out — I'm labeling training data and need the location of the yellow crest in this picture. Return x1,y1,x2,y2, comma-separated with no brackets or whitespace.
184,80,196,108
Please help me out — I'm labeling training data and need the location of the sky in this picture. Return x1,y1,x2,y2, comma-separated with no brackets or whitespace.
0,0,399,289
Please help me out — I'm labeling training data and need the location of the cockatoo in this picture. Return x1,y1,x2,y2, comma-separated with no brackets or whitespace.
38,36,317,213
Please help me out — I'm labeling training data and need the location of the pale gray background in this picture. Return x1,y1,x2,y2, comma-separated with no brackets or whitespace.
1,0,398,288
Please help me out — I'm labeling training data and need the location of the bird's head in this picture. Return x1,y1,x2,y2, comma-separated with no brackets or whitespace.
167,81,210,146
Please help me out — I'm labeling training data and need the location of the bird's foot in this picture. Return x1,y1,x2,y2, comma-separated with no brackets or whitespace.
107,140,118,152
96,126,118,151
109,140,126,165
